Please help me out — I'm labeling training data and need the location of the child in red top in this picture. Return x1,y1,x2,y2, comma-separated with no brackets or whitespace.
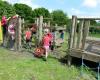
1,16,7,47
42,32,52,60
25,28,31,43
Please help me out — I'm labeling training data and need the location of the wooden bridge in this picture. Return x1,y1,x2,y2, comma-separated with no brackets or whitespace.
68,15,100,65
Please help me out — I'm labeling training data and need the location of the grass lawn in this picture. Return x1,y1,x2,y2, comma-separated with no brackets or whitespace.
0,32,97,80
89,33,100,38
0,47,96,80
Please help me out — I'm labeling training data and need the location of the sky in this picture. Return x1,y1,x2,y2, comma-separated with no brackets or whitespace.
3,0,100,18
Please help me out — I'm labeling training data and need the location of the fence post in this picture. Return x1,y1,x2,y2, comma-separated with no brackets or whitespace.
48,21,50,27
68,15,77,66
76,19,84,49
18,17,22,51
39,16,43,43
69,15,77,49
36,18,39,46
81,20,90,50
72,16,77,48
15,17,22,51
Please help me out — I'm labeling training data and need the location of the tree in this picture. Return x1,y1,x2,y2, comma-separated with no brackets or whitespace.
14,3,32,22
32,8,51,18
51,10,68,26
90,20,97,25
0,1,16,19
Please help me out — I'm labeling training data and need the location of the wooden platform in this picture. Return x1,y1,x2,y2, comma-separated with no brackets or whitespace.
70,49,100,63
86,37,100,45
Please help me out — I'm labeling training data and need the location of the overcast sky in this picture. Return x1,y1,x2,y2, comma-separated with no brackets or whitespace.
3,0,100,17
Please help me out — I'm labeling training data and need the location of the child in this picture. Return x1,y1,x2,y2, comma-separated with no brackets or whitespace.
42,32,51,60
60,30,64,41
50,30,55,51
25,28,32,49
8,23,15,50
1,16,7,47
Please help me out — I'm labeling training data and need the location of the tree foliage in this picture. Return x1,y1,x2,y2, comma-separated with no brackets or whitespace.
0,1,69,26
31,8,51,22
90,20,97,25
32,8,51,18
14,3,32,22
51,10,68,26
0,1,15,19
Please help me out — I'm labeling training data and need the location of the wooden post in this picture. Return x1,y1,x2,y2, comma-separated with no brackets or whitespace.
44,22,47,27
15,18,18,51
69,15,77,49
55,24,58,41
68,55,72,66
22,18,24,33
72,16,77,48
81,20,90,50
76,20,84,49
36,18,39,26
36,18,39,45
68,15,77,66
36,18,39,39
48,21,50,27
39,16,43,43
35,19,37,24
18,17,22,51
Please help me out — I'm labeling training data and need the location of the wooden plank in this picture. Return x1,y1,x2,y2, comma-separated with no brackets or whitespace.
76,20,84,49
18,17,22,51
76,16,100,20
78,18,100,20
70,49,100,62
22,18,24,33
48,21,50,27
36,18,39,46
15,18,19,51
86,39,100,45
42,18,52,20
72,17,77,48
39,16,43,42
36,18,39,43
69,16,77,49
81,20,90,50
67,55,72,66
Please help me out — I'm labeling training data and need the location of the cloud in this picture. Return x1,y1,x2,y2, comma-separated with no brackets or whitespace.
48,9,53,13
18,0,40,9
3,0,40,9
82,0,100,8
2,0,18,4
71,8,83,14
68,8,89,17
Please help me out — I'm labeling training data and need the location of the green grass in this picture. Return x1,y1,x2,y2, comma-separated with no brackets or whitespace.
0,32,97,80
89,33,100,38
0,47,96,80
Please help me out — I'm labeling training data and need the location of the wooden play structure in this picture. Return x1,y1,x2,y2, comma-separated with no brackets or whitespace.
68,15,100,65
7,16,51,51
6,15,66,54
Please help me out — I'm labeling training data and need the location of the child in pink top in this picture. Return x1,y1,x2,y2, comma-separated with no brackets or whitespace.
42,33,51,60
25,28,32,43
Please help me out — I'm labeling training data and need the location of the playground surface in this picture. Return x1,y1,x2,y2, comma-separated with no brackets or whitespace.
0,46,96,80
0,32,99,80
86,37,100,55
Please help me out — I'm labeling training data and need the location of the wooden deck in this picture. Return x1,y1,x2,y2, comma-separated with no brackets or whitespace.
70,49,100,62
